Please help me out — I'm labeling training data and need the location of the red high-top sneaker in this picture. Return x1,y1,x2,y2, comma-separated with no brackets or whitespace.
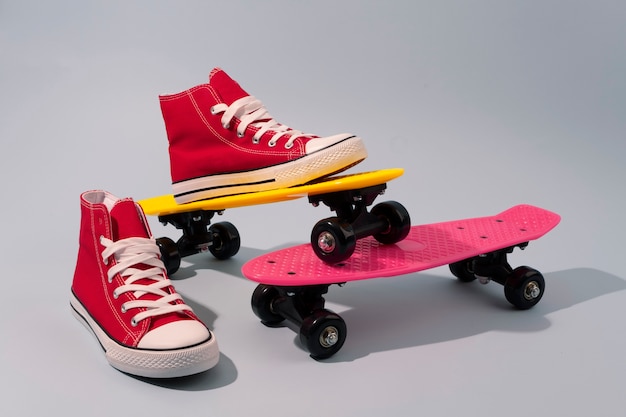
160,68,368,204
70,190,219,378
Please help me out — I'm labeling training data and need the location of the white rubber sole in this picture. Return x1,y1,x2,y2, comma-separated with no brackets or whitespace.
70,293,219,378
173,135,367,204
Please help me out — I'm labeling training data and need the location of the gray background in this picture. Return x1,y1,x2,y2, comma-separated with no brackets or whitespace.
2,1,625,416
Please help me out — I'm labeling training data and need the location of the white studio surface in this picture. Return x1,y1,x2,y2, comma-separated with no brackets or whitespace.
1,1,625,416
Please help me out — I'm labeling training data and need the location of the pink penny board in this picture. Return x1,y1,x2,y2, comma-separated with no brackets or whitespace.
242,205,560,286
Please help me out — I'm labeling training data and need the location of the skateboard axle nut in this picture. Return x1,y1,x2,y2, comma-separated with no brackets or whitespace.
318,232,336,253
524,281,541,300
320,326,339,347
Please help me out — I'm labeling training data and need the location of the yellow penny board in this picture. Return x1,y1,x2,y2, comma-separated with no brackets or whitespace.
139,168,403,216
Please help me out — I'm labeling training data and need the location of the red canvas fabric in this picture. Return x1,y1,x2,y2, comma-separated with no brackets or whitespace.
160,68,313,182
71,192,199,348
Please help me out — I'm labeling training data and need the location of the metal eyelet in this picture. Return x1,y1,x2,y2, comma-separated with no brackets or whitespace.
285,143,294,149
130,318,138,327
112,291,119,299
268,141,277,147
252,137,260,144
237,131,244,138
210,106,216,115
223,122,230,129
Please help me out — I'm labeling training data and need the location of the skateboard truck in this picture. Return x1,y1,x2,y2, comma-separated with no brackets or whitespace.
251,284,346,360
309,184,411,264
472,242,528,284
155,210,241,275
449,242,545,310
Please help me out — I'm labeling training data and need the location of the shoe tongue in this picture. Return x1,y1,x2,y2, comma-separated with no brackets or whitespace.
110,199,149,240
208,67,250,104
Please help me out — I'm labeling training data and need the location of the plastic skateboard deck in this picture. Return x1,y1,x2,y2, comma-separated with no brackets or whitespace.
244,204,560,285
243,204,560,359
139,168,404,216
137,168,405,274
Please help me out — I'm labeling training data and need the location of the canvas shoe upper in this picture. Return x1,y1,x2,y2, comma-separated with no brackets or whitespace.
160,68,368,204
70,190,219,378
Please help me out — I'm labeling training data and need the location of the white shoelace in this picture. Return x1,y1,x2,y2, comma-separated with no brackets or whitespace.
211,96,314,148
100,236,192,327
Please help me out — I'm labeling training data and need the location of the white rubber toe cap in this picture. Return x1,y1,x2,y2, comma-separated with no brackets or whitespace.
137,320,211,349
305,133,358,154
